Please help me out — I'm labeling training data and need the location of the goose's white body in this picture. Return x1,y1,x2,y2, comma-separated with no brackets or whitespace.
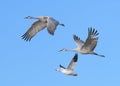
56,53,78,76
57,68,73,75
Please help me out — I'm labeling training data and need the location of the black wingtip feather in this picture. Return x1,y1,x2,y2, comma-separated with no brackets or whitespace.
88,27,99,37
59,64,66,69
73,34,80,40
21,33,32,42
73,53,78,62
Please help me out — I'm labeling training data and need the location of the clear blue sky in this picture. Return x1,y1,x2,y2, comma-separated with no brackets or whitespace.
0,0,120,86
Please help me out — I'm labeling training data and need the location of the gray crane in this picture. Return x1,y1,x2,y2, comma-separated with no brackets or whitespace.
22,16,64,41
56,53,78,76
59,27,105,57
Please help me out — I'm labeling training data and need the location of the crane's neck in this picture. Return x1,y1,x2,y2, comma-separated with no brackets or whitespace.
30,17,39,19
72,48,80,52
25,16,39,19
65,48,79,52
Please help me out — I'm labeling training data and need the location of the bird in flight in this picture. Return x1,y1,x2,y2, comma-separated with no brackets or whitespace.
22,16,65,41
59,27,105,57
56,53,78,76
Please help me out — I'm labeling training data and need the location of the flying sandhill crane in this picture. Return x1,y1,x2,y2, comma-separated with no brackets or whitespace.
56,53,78,76
59,27,105,57
21,16,65,41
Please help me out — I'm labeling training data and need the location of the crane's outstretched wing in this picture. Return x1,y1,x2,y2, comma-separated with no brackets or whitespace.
73,35,84,49
82,27,99,51
22,20,47,41
47,17,59,35
67,53,78,70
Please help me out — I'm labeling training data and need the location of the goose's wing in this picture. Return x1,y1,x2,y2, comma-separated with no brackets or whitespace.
82,27,99,51
47,17,59,35
60,64,66,69
22,20,47,41
73,35,84,49
67,53,78,70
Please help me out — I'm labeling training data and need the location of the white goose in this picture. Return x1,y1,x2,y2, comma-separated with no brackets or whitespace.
22,16,64,41
56,53,78,76
59,27,105,57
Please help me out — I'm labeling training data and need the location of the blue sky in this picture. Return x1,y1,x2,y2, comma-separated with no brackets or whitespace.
0,0,120,86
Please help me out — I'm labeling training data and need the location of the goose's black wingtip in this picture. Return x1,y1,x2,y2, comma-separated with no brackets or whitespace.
59,64,65,69
73,53,78,62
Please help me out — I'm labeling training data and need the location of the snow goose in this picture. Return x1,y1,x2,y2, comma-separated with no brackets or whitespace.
56,53,78,76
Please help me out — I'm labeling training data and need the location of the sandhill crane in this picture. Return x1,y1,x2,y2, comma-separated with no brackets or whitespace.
21,16,65,41
59,27,105,57
56,53,78,76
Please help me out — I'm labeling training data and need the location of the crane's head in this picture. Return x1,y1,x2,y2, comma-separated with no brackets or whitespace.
24,16,39,19
59,48,68,52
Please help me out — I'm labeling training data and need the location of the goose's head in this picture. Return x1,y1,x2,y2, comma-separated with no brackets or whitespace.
55,68,61,72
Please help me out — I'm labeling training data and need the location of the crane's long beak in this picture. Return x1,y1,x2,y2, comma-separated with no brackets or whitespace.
58,48,67,52
24,16,38,19
58,49,63,52
24,16,32,19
